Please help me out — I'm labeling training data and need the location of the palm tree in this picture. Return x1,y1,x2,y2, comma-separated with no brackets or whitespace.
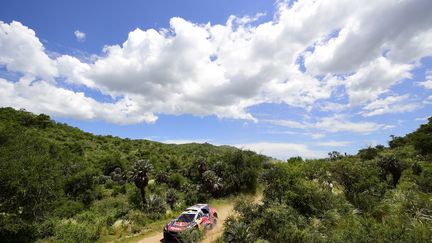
128,159,153,207
223,216,252,243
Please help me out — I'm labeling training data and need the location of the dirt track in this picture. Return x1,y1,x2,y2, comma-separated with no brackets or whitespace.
137,201,235,243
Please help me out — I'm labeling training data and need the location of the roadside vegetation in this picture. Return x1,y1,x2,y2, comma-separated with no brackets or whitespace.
1,107,431,243
222,117,432,242
0,107,267,242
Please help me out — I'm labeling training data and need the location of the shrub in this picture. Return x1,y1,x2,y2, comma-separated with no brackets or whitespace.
53,220,100,243
146,194,166,219
166,188,179,209
53,200,84,218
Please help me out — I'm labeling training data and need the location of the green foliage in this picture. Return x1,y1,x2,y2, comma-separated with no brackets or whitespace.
0,108,266,242
128,159,154,206
287,156,303,163
331,157,387,211
64,168,99,205
358,146,380,160
223,216,253,243
146,194,167,219
223,117,432,242
168,172,187,189
378,155,406,188
178,229,203,243
53,220,101,243
53,200,85,218
166,188,179,209
409,117,432,156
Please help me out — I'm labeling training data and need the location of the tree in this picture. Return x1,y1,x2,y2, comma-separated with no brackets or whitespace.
287,156,303,163
388,135,406,149
328,151,343,161
166,188,179,209
202,170,223,196
358,146,379,160
409,116,432,155
128,159,154,207
378,155,405,188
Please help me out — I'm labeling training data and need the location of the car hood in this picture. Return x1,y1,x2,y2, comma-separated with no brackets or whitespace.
168,220,193,232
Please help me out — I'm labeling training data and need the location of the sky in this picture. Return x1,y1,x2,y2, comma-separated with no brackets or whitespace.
0,0,431,159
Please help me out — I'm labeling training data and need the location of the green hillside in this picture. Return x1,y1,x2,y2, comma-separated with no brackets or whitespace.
222,117,432,242
0,107,266,242
2,107,432,243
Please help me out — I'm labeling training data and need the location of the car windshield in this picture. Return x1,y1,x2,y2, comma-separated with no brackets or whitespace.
177,213,196,223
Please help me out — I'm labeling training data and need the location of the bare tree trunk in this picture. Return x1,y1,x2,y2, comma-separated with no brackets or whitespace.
140,187,146,207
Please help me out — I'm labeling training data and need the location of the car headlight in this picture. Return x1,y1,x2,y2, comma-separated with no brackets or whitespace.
164,224,168,231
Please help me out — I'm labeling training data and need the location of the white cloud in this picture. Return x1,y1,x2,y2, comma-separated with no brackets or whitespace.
309,133,326,139
361,94,419,117
0,77,157,124
316,140,352,147
415,117,428,121
264,119,307,129
314,116,392,133
417,70,432,89
424,95,432,105
160,139,211,144
74,30,86,42
232,142,326,159
318,102,348,112
304,0,432,74
345,57,413,104
266,115,390,134
0,0,431,125
0,21,57,80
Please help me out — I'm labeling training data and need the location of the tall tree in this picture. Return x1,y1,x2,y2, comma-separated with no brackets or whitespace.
128,159,153,207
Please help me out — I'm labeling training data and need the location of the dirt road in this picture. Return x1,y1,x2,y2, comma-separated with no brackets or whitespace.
137,201,235,243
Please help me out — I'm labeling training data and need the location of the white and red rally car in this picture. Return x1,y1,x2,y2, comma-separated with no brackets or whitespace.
163,204,218,241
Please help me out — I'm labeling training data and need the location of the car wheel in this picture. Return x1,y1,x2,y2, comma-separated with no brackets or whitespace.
191,230,200,242
213,215,218,226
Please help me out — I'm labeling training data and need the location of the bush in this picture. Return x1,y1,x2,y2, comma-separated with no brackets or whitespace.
127,187,143,209
53,200,84,218
168,173,186,189
53,220,100,243
146,194,166,219
166,188,179,209
127,210,147,226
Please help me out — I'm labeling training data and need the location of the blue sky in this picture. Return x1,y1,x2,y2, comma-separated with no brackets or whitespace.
1,0,431,159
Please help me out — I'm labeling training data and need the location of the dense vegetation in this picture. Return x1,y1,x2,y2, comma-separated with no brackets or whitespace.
2,107,431,242
223,117,432,242
0,107,266,242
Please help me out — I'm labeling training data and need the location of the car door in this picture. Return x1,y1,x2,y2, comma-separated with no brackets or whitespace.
200,209,209,225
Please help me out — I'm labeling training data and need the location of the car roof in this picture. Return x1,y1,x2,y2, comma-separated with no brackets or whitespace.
182,204,209,214
186,204,208,210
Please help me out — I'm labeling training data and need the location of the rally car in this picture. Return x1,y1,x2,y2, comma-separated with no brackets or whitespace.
163,204,218,241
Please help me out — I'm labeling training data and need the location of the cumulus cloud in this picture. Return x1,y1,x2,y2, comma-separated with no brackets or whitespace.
0,0,431,125
0,21,57,80
345,57,413,104
74,30,86,42
361,95,419,117
304,0,432,73
0,77,157,124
